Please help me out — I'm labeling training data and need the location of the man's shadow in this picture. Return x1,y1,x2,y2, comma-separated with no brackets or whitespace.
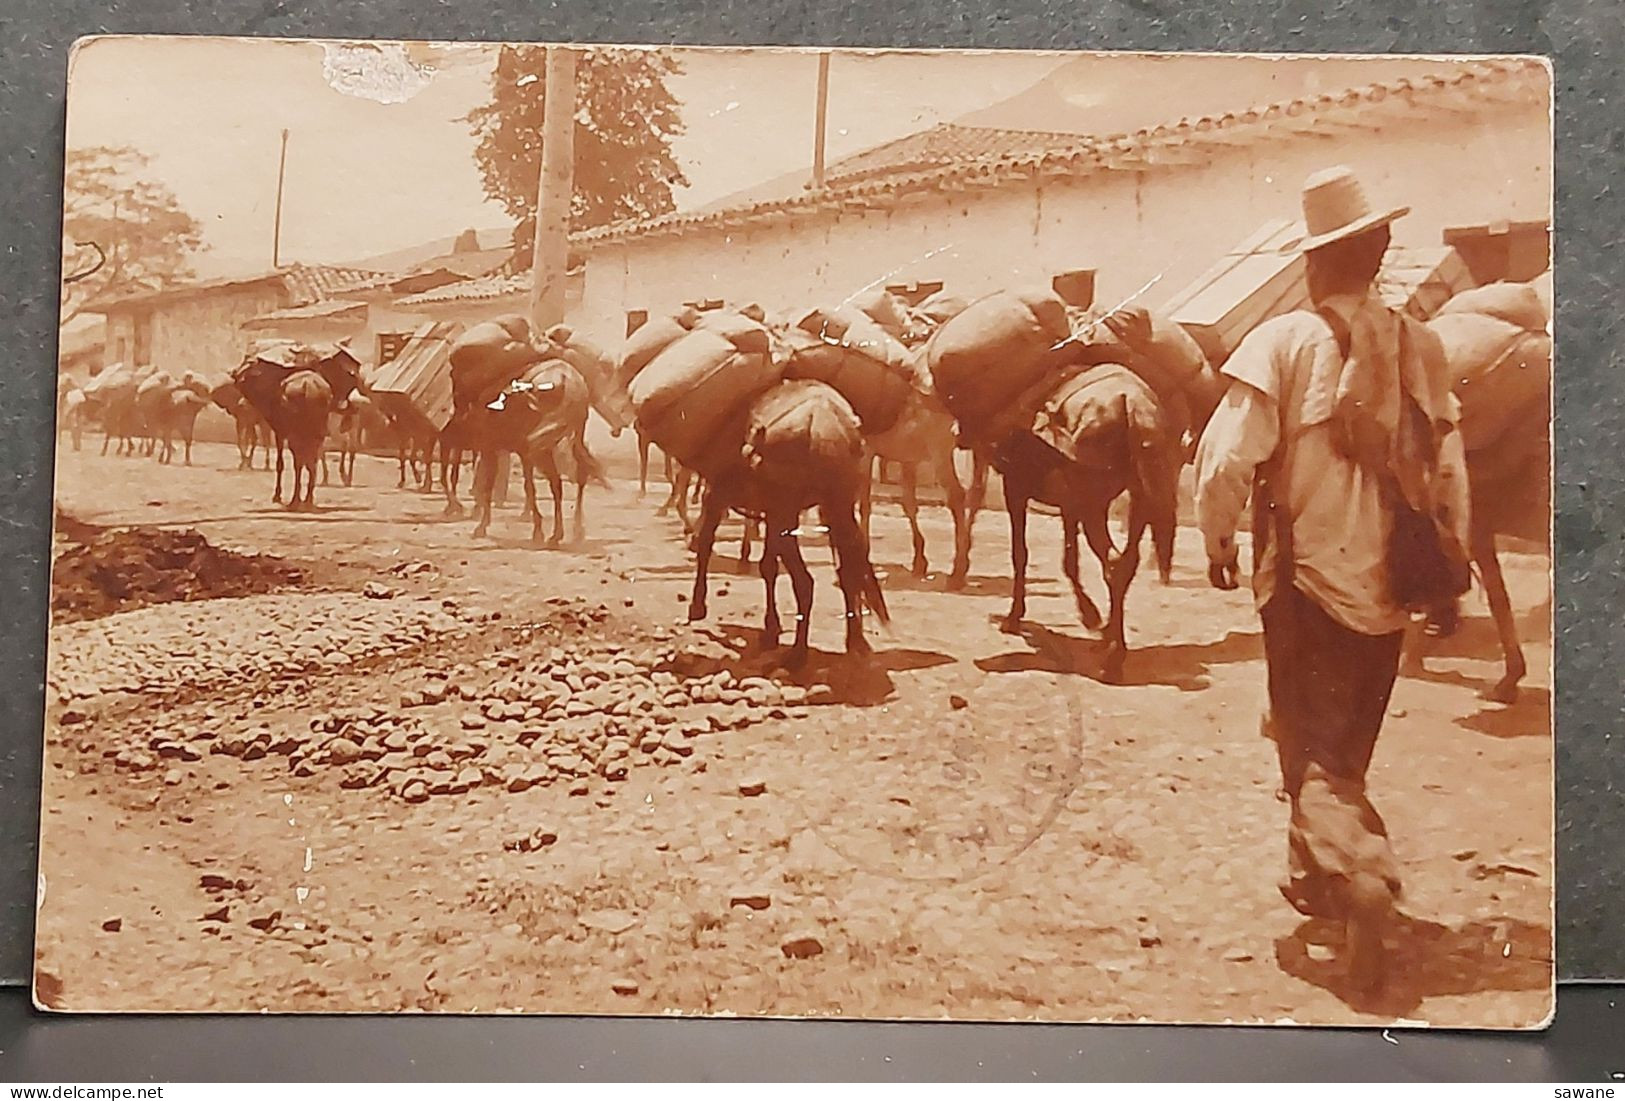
1275,912,1551,1017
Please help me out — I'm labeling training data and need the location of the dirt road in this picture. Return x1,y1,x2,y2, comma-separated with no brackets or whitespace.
35,441,1553,1025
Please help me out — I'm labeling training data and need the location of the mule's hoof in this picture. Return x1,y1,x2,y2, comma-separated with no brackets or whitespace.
1157,569,1173,586
944,572,968,593
786,645,810,670
687,604,707,624
1078,604,1105,632
734,557,753,575
1101,651,1126,684
472,526,489,539
846,636,873,658
1483,680,1521,705
911,558,930,579
998,615,1023,635
759,631,781,652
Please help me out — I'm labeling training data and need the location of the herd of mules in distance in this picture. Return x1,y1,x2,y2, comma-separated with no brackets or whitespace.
54,269,1548,702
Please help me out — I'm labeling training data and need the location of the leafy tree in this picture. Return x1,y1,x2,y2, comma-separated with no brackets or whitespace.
60,145,206,324
465,46,690,256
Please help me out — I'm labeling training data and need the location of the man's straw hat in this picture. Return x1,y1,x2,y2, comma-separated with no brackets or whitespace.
1295,165,1409,253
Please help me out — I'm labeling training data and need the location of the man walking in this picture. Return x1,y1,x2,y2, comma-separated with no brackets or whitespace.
1194,166,1471,992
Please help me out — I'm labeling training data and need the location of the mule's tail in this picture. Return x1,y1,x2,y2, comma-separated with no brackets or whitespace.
1125,392,1181,573
571,436,611,490
823,503,890,626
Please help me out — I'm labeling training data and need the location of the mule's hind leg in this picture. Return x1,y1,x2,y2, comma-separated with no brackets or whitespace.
1474,520,1526,704
1152,514,1175,585
521,454,545,545
539,455,566,546
470,451,497,538
759,513,786,650
1000,476,1030,635
934,447,972,591
688,488,726,623
1077,507,1115,634
1062,506,1106,633
775,521,816,666
824,504,877,658
273,436,286,504
1100,497,1148,684
901,464,929,578
736,518,756,574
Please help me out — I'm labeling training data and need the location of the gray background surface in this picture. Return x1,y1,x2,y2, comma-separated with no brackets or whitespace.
0,0,1618,1009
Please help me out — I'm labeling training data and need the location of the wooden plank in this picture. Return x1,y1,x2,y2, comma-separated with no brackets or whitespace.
1165,222,1475,362
368,320,463,431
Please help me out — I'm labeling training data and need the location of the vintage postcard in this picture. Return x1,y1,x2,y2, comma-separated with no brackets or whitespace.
40,37,1553,1026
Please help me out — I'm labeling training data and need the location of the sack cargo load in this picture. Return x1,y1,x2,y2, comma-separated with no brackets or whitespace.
1443,327,1552,453
909,290,974,330
629,328,784,473
849,287,914,338
741,379,865,492
448,316,540,410
924,286,1073,431
690,310,775,355
1028,363,1173,474
784,306,922,432
1164,219,1472,364
82,363,136,396
1428,312,1527,378
545,324,616,391
136,371,173,398
1086,306,1209,386
1531,271,1554,323
619,307,699,382
546,324,634,431
369,321,463,432
1437,281,1549,332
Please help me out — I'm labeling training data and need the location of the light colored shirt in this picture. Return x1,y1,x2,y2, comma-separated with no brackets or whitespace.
1193,304,1470,637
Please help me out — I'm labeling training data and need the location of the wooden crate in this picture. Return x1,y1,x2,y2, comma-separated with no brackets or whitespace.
1162,219,1305,366
1164,220,1473,363
367,321,464,433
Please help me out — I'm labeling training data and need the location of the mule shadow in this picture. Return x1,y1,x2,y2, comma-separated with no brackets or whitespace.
670,623,954,707
976,621,1262,691
482,534,629,555
869,564,1024,598
1275,912,1551,1018
1452,686,1552,739
1412,607,1549,666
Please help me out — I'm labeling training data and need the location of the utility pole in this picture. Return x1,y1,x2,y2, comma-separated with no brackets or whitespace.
509,45,580,506
529,45,577,332
811,52,831,189
272,128,290,268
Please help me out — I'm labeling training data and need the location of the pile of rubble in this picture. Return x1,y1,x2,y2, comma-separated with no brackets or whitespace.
48,592,469,703
87,637,831,802
51,524,303,624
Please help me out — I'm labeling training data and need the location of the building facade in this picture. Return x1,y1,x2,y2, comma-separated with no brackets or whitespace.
570,60,1551,348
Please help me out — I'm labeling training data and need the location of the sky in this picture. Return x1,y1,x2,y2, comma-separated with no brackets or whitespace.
63,38,1473,278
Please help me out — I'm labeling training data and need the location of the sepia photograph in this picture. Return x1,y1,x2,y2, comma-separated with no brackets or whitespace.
38,37,1553,1026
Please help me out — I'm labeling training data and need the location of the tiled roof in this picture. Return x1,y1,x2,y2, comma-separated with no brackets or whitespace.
406,247,514,280
395,272,532,307
823,125,1096,187
242,298,371,326
278,265,394,307
580,58,1547,246
87,263,393,313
